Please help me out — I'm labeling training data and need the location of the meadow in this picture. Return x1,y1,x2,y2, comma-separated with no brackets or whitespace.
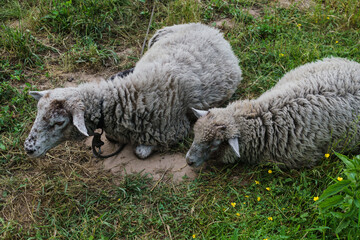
1,0,360,239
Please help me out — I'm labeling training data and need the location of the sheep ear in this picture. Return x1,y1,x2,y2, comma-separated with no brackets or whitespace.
29,91,47,101
72,109,89,137
192,108,209,118
228,138,240,157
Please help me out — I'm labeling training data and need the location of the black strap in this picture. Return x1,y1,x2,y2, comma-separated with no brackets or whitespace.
92,68,134,159
92,129,126,159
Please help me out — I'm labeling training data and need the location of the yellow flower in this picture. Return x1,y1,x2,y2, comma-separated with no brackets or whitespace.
268,169,273,174
243,202,246,204
324,153,330,158
268,217,273,221
314,196,319,201
117,198,121,202
257,197,261,201
337,177,343,181
279,53,284,57
193,234,196,238
264,239,269,240
266,187,271,191
236,212,240,216
255,180,260,185
335,41,339,44
297,23,302,27
245,195,249,198
231,202,236,207
327,16,330,19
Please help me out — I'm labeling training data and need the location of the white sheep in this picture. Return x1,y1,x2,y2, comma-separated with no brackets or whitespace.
24,23,242,159
186,57,360,169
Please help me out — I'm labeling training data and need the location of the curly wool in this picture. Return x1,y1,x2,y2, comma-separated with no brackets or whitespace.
82,23,241,147
24,23,242,158
189,57,360,169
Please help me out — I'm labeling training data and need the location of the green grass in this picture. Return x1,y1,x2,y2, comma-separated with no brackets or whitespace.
1,0,360,239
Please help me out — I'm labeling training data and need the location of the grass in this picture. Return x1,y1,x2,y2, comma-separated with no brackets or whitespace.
1,0,360,239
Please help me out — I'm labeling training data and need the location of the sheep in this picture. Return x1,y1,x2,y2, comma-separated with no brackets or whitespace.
24,23,242,159
186,57,360,169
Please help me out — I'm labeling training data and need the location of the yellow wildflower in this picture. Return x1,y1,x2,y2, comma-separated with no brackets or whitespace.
297,23,302,27
193,234,196,239
268,217,273,221
236,212,240,216
335,41,339,44
266,187,271,191
243,202,246,204
268,169,273,174
279,53,284,57
327,16,330,19
337,177,343,181
257,197,261,201
245,195,249,198
231,202,236,207
324,153,330,158
314,196,319,201
117,198,121,202
255,180,260,185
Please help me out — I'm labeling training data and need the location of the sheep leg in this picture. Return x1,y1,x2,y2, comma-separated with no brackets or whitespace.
134,145,157,159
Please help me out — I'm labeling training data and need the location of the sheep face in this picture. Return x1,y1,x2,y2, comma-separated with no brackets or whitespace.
186,108,240,167
24,89,88,157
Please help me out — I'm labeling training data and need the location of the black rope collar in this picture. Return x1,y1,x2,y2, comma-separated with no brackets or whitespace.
91,99,126,159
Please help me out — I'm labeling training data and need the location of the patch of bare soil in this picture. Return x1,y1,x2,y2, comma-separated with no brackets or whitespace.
214,18,235,29
62,71,106,87
248,7,262,18
85,136,197,183
275,0,315,10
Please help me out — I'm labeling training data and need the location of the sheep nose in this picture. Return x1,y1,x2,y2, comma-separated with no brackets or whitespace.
25,147,35,155
186,158,194,166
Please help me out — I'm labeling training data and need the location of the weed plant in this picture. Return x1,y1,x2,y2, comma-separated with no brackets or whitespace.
1,0,360,239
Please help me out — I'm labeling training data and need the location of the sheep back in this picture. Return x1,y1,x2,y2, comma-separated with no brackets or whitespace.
187,57,360,169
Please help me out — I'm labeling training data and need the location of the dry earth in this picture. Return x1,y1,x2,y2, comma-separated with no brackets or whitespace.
85,135,197,182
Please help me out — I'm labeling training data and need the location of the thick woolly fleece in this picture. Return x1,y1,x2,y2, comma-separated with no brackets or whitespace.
24,23,242,158
187,57,360,169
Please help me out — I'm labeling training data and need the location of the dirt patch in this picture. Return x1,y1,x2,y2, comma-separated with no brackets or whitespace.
248,7,262,18
85,136,197,183
62,72,105,87
214,18,235,29
275,0,315,10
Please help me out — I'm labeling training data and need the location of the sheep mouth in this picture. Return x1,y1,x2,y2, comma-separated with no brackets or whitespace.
26,149,48,158
186,157,205,168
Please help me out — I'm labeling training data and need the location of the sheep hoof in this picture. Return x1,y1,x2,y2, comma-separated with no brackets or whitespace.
134,145,156,159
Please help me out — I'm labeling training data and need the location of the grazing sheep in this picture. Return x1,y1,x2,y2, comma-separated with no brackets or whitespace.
186,57,360,169
24,23,242,159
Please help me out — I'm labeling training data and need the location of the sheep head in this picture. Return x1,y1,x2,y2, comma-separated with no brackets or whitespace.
186,108,240,167
24,88,88,157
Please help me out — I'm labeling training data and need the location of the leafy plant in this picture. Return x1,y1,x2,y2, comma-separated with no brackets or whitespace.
316,152,360,238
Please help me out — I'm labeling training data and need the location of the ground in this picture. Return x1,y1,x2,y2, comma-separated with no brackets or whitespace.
1,0,360,239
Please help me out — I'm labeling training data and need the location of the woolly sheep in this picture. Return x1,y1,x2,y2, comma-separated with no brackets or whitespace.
24,23,242,159
186,57,360,169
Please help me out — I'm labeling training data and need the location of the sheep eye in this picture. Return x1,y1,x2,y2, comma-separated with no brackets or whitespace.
212,140,221,146
54,121,65,126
